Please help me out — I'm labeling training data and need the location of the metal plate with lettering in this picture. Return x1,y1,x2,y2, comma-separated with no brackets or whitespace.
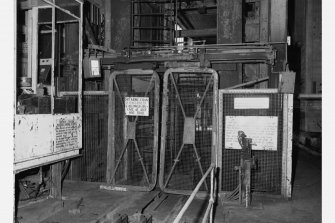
125,97,149,116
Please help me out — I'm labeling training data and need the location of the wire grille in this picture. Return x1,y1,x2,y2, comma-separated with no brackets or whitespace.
66,95,108,182
221,93,283,194
161,70,217,194
111,72,159,190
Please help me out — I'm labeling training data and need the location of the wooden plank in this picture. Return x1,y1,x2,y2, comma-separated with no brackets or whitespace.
217,0,242,43
176,28,217,38
286,94,293,199
50,162,62,199
281,94,288,198
281,94,293,199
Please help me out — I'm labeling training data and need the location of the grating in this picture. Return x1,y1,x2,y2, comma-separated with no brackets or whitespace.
160,68,218,195
108,70,160,191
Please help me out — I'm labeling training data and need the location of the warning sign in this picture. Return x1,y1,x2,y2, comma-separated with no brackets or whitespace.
225,116,278,150
125,97,149,116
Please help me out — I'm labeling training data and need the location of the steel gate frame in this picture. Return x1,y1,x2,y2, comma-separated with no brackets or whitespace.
159,67,219,197
107,69,160,191
217,89,293,199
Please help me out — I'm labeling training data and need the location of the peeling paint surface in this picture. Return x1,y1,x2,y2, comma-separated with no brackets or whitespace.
14,115,54,162
14,114,82,172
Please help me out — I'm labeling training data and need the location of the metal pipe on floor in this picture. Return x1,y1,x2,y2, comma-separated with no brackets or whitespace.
173,163,215,223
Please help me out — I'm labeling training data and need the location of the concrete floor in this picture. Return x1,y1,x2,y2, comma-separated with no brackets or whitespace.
16,147,321,223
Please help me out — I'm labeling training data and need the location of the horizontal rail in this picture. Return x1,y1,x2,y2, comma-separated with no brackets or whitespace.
298,94,322,99
58,91,108,96
173,163,215,223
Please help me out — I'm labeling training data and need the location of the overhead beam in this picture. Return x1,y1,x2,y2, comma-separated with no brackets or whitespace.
176,28,217,38
179,7,217,15
19,0,48,10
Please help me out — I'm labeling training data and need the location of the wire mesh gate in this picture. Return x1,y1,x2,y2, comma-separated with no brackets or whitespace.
160,68,218,195
218,89,292,197
107,70,160,191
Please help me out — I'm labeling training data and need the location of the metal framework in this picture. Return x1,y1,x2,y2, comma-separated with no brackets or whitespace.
159,67,218,196
107,69,160,191
217,89,293,199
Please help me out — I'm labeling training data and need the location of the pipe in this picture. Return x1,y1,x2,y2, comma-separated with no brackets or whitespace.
173,163,215,223
202,167,215,223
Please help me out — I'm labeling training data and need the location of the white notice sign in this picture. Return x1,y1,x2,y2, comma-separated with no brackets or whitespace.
225,116,278,150
90,60,100,76
234,97,269,109
125,97,149,116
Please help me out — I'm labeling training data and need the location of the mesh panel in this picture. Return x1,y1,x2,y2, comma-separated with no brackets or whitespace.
66,95,108,182
221,93,283,194
161,70,216,194
111,72,159,190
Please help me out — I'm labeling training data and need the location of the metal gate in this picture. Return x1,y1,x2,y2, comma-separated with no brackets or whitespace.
218,89,293,198
107,69,160,191
160,68,218,195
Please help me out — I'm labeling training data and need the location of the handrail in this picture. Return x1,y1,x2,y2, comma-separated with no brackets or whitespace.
173,163,216,223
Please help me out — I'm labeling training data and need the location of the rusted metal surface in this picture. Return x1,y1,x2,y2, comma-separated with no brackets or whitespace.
217,0,242,43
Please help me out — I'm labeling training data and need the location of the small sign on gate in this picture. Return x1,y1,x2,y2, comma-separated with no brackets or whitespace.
125,97,149,116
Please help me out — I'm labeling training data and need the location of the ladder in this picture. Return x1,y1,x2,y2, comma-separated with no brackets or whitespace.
130,0,177,47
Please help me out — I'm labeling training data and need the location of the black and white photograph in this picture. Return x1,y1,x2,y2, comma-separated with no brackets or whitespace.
1,0,330,222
